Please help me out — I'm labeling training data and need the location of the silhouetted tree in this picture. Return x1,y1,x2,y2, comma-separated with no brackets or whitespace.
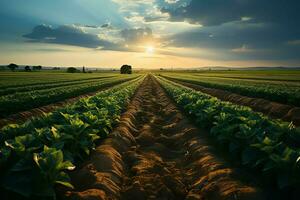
67,67,79,73
82,66,86,73
120,65,132,74
7,63,18,71
25,66,31,71
33,65,42,70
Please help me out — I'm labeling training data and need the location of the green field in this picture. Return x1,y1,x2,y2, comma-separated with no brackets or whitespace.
0,76,144,198
1,70,300,200
157,75,300,191
159,70,300,106
0,72,140,116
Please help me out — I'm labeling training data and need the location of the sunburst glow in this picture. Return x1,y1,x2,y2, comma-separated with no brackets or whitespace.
146,46,154,54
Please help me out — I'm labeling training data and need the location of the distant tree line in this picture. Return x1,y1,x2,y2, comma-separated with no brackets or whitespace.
5,63,133,74
6,63,43,71
66,66,92,73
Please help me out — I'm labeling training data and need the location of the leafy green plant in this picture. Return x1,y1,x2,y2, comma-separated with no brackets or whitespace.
161,73,300,107
0,75,139,117
0,76,144,198
157,75,300,190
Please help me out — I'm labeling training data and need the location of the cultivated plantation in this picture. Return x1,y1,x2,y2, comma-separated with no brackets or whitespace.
0,70,300,200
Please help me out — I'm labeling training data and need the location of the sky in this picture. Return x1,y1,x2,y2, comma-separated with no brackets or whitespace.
0,0,299,68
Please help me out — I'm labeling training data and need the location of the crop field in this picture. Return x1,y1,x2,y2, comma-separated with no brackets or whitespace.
0,72,140,117
159,71,300,107
0,70,300,200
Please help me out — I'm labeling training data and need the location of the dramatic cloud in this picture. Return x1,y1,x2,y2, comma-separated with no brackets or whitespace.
158,0,300,60
2,0,299,66
23,24,116,48
162,0,300,27
23,24,159,53
166,20,300,60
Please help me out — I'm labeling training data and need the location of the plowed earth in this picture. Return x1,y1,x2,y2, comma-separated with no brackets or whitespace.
60,76,263,200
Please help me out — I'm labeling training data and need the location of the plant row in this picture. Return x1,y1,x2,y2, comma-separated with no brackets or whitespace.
157,76,300,190
0,75,139,117
0,75,117,96
0,76,144,199
161,74,300,107
0,72,116,89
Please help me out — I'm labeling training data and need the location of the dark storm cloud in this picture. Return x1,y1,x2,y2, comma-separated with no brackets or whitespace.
167,21,300,60
161,0,300,27
159,0,300,60
168,21,297,49
23,24,116,48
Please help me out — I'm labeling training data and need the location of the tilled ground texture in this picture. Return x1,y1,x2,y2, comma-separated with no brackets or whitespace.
60,76,263,200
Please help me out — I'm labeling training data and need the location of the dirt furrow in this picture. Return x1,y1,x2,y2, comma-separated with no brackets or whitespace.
60,76,263,200
163,77,300,126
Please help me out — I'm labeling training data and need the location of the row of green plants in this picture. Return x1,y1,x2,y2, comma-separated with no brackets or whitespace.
0,76,144,199
0,72,119,89
161,74,300,107
0,75,139,117
0,75,117,96
157,76,300,190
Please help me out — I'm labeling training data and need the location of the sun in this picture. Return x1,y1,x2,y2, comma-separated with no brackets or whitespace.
145,45,154,54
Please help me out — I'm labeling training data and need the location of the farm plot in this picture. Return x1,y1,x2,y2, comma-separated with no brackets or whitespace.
161,76,300,125
61,75,262,200
1,74,300,200
0,76,144,199
0,73,139,117
160,72,300,107
188,70,300,82
157,76,300,197
0,72,118,88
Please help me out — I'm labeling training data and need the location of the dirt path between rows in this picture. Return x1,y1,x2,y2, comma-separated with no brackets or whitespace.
60,76,263,200
163,77,300,126
0,79,130,129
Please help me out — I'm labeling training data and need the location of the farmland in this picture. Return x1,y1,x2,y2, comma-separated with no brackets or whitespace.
160,71,300,106
1,70,300,200
0,72,139,117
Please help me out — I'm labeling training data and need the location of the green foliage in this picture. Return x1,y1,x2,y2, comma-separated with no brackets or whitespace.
0,77,144,198
7,63,18,71
0,75,139,117
120,65,132,74
161,73,300,107
66,67,79,73
157,76,300,190
25,66,31,72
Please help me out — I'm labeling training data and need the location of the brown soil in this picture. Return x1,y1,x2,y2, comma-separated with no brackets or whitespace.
165,78,300,126
0,80,129,129
60,76,263,200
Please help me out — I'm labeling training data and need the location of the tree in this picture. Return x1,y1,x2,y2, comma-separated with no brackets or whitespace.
7,63,18,71
120,65,132,74
67,67,79,73
25,66,31,71
82,66,86,73
33,65,42,70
